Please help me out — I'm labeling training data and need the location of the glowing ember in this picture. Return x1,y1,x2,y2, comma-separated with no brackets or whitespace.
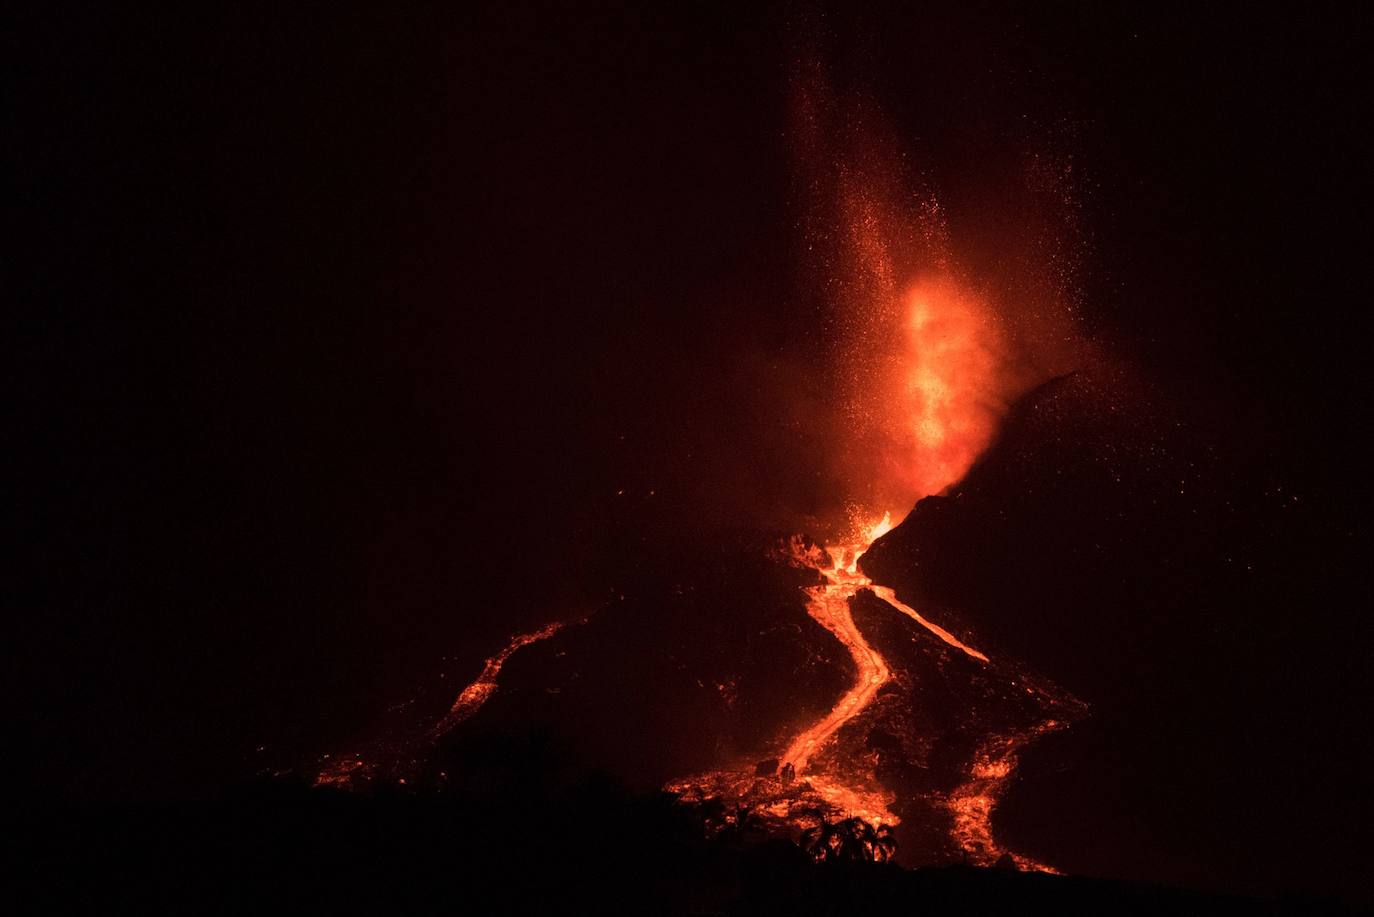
314,756,372,789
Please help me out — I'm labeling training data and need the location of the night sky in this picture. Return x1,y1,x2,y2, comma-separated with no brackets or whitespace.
13,0,1371,903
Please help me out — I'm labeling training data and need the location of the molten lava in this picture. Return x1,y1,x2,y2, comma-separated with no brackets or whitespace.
318,60,1089,876
869,585,989,664
314,617,585,789
779,534,891,778
431,620,576,737
948,722,1067,872
667,514,1081,869
666,520,909,831
779,511,991,783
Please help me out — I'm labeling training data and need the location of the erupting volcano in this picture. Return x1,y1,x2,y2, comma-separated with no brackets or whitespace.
21,2,1369,911
656,67,1088,865
314,247,1088,868
312,67,1093,872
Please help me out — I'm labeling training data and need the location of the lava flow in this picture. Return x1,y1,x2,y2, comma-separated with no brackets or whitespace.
779,513,991,781
430,619,578,738
315,617,585,788
665,516,913,831
779,518,895,778
948,722,1068,872
667,509,1083,870
868,586,988,664
314,70,1090,869
778,512,1008,823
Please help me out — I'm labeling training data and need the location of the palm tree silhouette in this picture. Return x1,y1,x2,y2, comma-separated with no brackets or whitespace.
801,817,897,863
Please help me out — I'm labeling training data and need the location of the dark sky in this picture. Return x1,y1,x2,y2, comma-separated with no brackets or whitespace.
14,0,1370,834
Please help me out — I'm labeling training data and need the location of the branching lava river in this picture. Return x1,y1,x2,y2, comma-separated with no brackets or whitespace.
666,510,1083,869
316,511,1083,871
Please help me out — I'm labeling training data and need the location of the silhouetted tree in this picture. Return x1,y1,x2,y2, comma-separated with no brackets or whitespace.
801,817,897,863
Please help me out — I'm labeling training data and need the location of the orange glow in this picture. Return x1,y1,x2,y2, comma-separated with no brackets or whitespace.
827,272,1009,513
791,61,1082,519
669,514,1002,837
431,620,573,737
869,585,989,663
665,505,1088,870
747,67,1087,862
321,62,1091,875
314,617,585,789
947,722,1068,871
867,511,894,542
779,529,891,778
893,278,1003,499
781,511,989,780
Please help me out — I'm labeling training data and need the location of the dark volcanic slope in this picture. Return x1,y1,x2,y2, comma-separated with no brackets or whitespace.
845,588,1079,865
859,367,1369,899
425,531,855,795
862,369,1215,704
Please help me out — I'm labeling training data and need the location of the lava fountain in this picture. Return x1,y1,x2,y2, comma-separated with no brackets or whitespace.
665,63,1089,865
317,57,1087,875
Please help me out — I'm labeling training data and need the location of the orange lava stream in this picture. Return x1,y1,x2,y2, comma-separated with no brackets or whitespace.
783,514,990,778
314,619,578,788
781,571,891,776
869,586,989,663
431,620,573,737
947,721,1068,871
769,512,1073,872
779,515,893,779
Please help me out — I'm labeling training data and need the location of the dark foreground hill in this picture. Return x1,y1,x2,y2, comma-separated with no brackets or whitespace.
11,783,1359,916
